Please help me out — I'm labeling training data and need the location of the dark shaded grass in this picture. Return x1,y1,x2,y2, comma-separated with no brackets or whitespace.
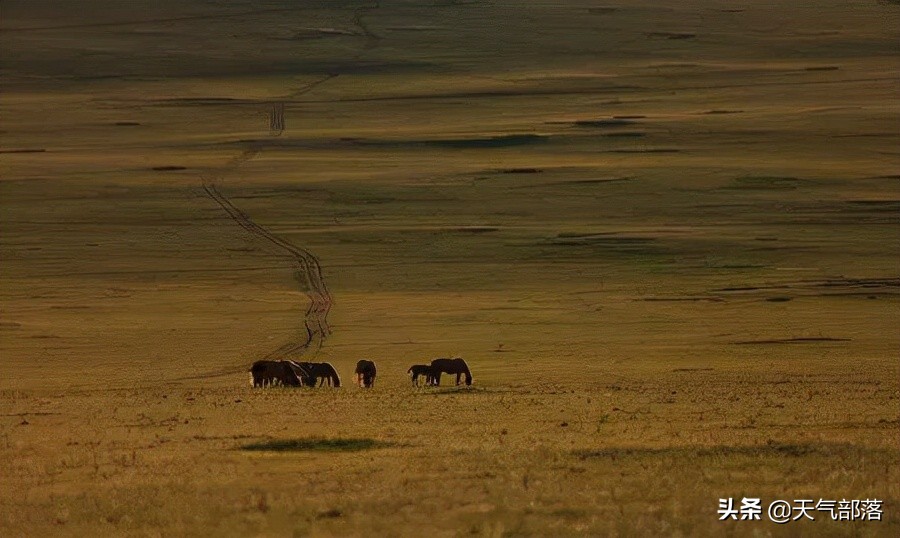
587,7,618,14
723,176,807,190
551,177,632,185
417,134,548,149
454,226,499,234
609,148,680,153
547,235,663,256
731,337,851,345
573,119,636,128
574,442,896,460
603,131,646,137
241,437,391,452
419,386,491,395
498,168,543,174
646,32,696,40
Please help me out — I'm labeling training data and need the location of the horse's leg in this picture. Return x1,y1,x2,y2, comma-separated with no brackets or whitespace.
456,372,462,385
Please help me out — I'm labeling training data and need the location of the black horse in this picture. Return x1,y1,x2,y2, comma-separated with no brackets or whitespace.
430,357,472,386
355,360,377,388
249,360,302,387
407,364,435,386
290,361,341,387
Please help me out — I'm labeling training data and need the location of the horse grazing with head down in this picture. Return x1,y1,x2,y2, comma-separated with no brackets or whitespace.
429,357,472,386
355,360,377,388
249,360,303,387
291,361,341,387
285,360,316,386
407,364,435,386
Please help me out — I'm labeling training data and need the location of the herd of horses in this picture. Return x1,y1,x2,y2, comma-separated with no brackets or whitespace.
249,358,472,388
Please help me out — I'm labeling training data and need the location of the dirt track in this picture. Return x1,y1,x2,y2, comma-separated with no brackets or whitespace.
196,3,383,362
201,181,332,357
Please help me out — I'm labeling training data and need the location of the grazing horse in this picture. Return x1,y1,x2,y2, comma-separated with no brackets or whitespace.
249,360,303,387
293,361,341,387
407,364,435,386
285,360,316,387
355,360,377,388
430,357,472,386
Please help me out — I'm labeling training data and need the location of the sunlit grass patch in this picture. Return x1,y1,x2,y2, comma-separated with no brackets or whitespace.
240,437,391,452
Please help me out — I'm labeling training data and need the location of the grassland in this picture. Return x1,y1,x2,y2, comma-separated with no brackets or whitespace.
1,0,898,536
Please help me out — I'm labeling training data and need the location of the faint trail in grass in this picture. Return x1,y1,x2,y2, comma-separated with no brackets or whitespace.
197,83,346,366
177,3,386,379
201,182,332,357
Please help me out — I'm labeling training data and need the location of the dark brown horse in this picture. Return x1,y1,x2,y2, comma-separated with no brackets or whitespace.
355,360,377,388
285,360,316,386
292,361,341,387
407,364,435,386
249,360,303,387
430,357,472,386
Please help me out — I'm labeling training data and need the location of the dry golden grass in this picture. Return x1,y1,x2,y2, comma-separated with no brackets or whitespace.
2,368,897,536
1,0,899,535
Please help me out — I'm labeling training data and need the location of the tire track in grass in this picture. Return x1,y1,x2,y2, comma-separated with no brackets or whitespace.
187,76,340,381
201,181,332,357
177,3,384,381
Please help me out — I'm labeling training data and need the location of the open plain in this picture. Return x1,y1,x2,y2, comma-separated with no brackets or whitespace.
1,1,898,536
